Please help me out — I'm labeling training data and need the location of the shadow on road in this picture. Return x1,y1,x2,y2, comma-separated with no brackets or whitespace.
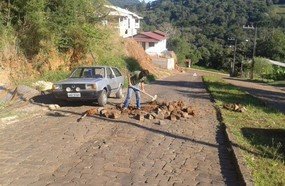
30,93,99,107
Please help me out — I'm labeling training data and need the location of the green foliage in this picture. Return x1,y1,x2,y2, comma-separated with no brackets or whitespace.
137,0,285,71
168,37,201,66
254,57,274,78
258,29,285,61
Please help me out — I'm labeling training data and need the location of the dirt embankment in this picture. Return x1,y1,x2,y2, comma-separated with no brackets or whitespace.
124,39,178,79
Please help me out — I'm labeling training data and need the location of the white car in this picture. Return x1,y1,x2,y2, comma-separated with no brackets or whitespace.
52,66,124,106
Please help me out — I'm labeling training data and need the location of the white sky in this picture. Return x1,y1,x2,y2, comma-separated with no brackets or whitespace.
141,0,155,2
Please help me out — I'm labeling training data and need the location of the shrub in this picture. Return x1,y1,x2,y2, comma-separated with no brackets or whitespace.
254,57,274,79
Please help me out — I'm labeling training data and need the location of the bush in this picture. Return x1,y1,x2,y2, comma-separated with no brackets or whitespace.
254,57,274,79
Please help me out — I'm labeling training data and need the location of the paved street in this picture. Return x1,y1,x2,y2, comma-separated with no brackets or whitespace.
0,73,239,185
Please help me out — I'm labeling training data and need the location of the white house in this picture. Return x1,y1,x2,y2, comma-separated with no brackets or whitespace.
133,31,168,56
133,31,175,70
105,5,143,38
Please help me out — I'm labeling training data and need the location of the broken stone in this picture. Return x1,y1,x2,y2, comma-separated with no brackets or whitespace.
186,107,194,115
181,112,189,118
156,112,165,120
100,109,108,116
135,114,144,121
155,120,166,125
145,113,154,120
109,110,121,119
168,104,175,112
154,107,162,114
164,111,171,119
48,104,60,111
169,114,177,121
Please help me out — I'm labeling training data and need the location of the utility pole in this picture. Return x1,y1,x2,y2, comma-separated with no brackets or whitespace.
243,25,257,79
228,37,237,77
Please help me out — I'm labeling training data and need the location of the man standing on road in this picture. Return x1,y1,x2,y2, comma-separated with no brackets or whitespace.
122,69,149,110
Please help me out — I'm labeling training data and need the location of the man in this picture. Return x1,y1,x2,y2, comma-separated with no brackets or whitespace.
122,69,149,110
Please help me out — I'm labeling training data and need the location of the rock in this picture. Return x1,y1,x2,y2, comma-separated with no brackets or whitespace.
145,113,154,120
100,109,108,116
135,114,144,121
164,111,171,119
154,107,162,114
181,112,189,118
48,104,60,111
110,110,121,119
155,120,166,125
186,107,194,115
156,112,165,120
168,104,175,112
169,114,177,121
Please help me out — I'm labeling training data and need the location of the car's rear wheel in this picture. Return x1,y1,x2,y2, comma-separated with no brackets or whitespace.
98,89,107,106
116,86,123,99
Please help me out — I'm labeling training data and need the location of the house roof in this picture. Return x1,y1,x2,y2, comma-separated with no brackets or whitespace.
105,5,143,19
133,31,167,42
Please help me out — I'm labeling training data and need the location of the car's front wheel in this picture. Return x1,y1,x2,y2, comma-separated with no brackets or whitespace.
116,86,123,99
98,89,107,106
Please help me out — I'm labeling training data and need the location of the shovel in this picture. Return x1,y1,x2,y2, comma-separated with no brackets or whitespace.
130,86,158,102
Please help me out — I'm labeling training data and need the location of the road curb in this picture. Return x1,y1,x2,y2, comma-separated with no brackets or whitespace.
202,77,254,186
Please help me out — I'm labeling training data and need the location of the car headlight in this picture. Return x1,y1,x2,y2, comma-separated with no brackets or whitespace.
86,84,97,90
52,84,62,90
76,87,81,91
66,87,71,92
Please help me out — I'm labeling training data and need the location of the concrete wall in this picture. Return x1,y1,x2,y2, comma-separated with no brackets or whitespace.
152,58,175,70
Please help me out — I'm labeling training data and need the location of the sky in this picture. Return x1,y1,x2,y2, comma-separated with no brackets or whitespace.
141,0,155,2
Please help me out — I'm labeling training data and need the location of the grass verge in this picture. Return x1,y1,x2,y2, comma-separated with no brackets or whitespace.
203,75,285,185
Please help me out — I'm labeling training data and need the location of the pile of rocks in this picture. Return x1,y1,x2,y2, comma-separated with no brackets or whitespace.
85,100,195,122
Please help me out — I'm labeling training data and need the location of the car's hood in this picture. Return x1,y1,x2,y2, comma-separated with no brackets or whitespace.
56,78,103,84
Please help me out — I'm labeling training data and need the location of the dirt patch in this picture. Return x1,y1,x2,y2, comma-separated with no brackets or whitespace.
124,39,179,79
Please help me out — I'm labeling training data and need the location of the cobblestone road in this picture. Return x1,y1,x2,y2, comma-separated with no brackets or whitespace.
0,73,239,185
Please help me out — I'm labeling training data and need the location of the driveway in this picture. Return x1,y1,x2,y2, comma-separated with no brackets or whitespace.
0,73,240,185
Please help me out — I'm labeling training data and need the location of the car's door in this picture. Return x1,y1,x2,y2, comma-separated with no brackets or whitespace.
112,67,124,88
106,67,118,92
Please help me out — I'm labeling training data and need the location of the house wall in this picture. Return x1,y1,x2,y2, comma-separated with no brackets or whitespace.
144,39,167,55
118,16,140,38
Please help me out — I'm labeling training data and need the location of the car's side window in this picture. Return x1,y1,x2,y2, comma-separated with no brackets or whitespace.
107,68,113,78
112,68,122,77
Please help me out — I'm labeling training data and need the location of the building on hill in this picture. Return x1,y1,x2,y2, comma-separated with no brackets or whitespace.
132,30,168,56
104,5,143,38
133,30,175,70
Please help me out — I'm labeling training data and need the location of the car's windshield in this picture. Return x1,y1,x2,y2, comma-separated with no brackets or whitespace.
70,67,105,78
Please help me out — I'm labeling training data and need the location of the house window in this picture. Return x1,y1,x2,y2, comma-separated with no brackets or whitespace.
149,42,155,47
135,19,139,23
